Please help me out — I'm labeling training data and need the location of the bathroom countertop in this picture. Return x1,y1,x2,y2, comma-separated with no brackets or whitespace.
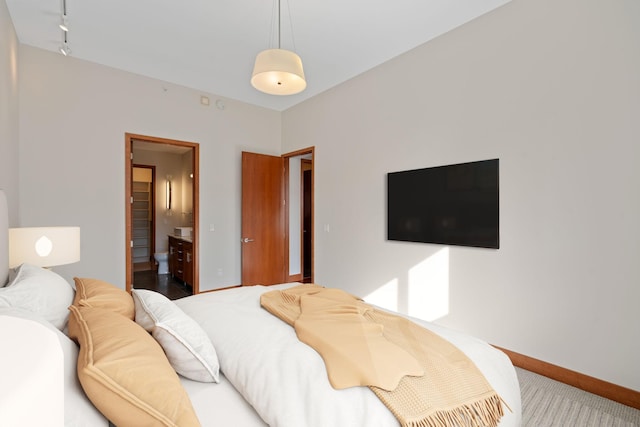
169,234,192,243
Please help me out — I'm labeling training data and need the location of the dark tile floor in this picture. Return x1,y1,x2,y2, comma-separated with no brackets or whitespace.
133,269,193,300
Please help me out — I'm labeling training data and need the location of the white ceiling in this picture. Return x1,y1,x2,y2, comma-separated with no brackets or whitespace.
6,0,511,111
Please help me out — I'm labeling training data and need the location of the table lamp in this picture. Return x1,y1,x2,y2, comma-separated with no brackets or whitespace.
9,227,80,269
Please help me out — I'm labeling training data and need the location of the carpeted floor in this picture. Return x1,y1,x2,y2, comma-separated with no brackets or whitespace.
517,368,640,426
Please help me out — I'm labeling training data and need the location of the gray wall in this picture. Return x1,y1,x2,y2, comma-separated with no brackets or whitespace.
16,45,281,289
282,0,640,390
0,0,19,225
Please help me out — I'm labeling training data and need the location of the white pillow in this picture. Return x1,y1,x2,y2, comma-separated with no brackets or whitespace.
0,307,108,427
131,289,220,383
0,263,75,331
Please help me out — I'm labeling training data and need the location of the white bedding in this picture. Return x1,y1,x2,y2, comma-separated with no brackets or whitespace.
181,373,267,426
176,283,522,427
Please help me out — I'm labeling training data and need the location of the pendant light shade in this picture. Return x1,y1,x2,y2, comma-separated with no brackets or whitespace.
251,48,306,95
251,0,306,96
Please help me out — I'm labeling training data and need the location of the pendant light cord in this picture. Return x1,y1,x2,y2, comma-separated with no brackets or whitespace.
285,0,297,53
267,0,297,52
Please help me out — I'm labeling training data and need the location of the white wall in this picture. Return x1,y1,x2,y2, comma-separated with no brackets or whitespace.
181,150,194,219
0,0,19,225
17,46,281,290
283,0,640,390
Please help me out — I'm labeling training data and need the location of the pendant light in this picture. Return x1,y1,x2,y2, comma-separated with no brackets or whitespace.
251,0,306,95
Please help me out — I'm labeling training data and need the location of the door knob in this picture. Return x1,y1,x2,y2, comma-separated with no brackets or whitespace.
242,238,255,243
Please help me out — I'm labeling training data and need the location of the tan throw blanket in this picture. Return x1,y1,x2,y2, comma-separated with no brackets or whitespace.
261,284,506,427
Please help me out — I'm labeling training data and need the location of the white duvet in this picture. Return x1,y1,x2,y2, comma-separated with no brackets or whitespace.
176,283,521,427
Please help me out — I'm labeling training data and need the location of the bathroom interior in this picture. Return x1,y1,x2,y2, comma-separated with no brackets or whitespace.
131,140,194,299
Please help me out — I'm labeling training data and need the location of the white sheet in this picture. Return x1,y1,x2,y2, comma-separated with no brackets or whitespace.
176,283,522,427
181,373,267,426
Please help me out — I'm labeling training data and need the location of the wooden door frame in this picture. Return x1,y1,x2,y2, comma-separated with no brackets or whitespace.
125,133,200,294
283,147,314,284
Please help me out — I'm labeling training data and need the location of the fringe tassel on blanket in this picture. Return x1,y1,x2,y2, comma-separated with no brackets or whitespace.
393,394,506,427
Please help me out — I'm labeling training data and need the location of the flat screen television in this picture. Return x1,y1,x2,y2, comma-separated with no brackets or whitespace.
387,159,499,249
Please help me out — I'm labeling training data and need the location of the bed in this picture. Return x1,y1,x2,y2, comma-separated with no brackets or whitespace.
0,189,521,426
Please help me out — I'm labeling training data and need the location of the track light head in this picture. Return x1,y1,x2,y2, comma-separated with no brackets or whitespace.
59,15,69,32
59,43,71,56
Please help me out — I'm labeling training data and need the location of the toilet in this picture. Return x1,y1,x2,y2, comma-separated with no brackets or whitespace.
154,252,169,275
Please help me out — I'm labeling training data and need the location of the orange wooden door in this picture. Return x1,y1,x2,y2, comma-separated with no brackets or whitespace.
241,152,285,286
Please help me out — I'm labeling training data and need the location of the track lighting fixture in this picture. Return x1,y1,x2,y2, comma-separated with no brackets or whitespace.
59,15,69,32
59,30,71,56
58,0,71,56
59,42,71,56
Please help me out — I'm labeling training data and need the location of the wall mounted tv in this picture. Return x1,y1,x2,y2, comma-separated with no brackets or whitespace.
387,159,499,249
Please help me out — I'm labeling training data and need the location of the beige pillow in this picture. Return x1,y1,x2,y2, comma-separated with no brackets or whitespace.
68,305,201,427
73,277,134,319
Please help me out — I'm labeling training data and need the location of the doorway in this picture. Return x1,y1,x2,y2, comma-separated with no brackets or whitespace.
125,133,200,295
132,165,155,271
284,148,314,283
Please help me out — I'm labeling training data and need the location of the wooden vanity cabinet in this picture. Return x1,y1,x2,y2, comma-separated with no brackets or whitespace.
184,243,193,287
168,236,193,288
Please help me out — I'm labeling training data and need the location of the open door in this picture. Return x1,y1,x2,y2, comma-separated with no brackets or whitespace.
241,152,285,286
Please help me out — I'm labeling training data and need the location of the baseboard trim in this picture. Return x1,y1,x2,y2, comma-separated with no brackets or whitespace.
494,346,640,410
199,284,241,293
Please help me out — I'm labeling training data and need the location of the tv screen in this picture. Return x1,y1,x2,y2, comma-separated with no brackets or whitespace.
387,159,499,249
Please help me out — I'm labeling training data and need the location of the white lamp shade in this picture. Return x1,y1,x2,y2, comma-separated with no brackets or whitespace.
251,49,306,95
9,227,80,268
